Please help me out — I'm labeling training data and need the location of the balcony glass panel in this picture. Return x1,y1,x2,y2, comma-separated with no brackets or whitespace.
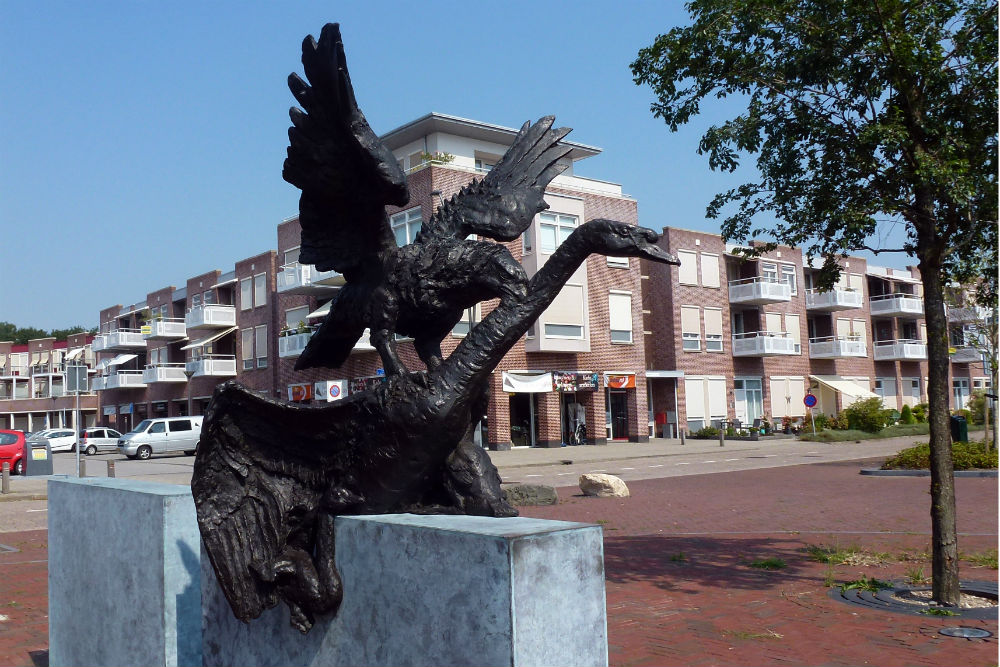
728,277,792,305
869,293,924,317
143,319,187,340
186,355,237,377
731,331,797,356
185,304,237,330
873,339,927,361
808,336,867,358
142,364,189,383
804,288,864,311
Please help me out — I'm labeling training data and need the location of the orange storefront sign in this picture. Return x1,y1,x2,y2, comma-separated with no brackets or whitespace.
288,383,314,402
604,374,636,390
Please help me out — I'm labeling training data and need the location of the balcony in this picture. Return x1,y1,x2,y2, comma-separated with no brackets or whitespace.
186,355,237,378
278,329,315,358
103,370,147,390
873,339,927,361
90,375,105,391
276,263,344,295
950,347,983,364
143,318,187,340
92,329,146,353
805,288,864,311
142,363,189,383
808,336,867,359
732,331,798,356
185,304,237,331
869,293,923,318
728,277,792,305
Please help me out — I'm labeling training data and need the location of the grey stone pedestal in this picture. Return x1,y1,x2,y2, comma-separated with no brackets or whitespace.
203,514,607,667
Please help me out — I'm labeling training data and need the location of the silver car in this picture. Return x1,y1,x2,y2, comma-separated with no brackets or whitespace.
118,417,203,460
28,429,77,453
79,427,123,455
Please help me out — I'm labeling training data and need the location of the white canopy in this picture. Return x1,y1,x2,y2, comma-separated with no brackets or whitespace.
307,301,333,319
809,375,879,401
180,327,237,350
502,371,553,393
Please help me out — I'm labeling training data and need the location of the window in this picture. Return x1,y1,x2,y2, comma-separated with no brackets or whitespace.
677,250,698,285
255,325,268,368
607,256,629,268
203,290,215,305
784,313,801,353
452,306,479,337
240,278,252,311
681,305,701,351
474,158,495,172
168,420,192,432
538,212,578,253
241,329,254,371
542,284,586,339
761,262,777,282
149,422,166,434
391,208,423,246
192,292,202,309
780,264,797,294
285,306,310,330
700,253,720,288
253,274,267,307
704,308,723,351
522,229,533,254
608,292,633,343
284,246,301,266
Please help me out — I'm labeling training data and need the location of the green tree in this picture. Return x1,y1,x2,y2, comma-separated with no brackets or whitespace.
632,0,997,605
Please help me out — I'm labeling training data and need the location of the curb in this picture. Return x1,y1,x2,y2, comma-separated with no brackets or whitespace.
860,468,998,478
0,493,48,502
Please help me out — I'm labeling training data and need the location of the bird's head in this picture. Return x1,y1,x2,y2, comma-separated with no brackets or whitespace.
581,219,679,265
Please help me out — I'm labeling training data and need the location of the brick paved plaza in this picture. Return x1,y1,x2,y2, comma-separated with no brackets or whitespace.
0,457,996,666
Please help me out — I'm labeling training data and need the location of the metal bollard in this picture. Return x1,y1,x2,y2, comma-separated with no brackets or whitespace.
719,428,725,447
2,462,8,494
80,458,86,478
107,460,116,478
679,429,686,446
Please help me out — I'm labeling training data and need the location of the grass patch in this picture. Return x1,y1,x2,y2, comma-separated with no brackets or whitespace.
840,575,893,593
806,544,891,566
904,566,929,585
882,440,997,470
749,557,786,570
963,548,998,569
799,423,931,442
723,629,783,640
921,608,959,616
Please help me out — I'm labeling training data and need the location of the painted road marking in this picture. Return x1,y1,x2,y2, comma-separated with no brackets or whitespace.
703,460,716,463
557,472,573,476
525,474,542,477
725,458,740,461
26,509,47,513
649,464,664,468
621,467,635,470
676,462,691,465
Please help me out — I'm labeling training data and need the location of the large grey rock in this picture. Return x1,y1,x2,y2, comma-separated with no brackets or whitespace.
203,514,608,666
503,483,559,506
48,478,202,667
579,473,630,498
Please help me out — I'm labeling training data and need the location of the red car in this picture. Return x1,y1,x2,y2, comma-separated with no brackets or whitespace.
0,429,26,475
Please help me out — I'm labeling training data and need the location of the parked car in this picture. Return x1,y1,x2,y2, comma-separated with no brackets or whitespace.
118,417,203,460
0,430,26,475
28,429,76,453
79,427,123,455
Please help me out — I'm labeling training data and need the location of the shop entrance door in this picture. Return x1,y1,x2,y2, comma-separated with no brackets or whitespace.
609,390,628,440
508,393,539,447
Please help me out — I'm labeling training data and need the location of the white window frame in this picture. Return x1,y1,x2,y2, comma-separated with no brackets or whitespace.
391,207,423,246
285,306,310,331
253,273,267,308
704,307,724,352
284,246,301,266
677,250,698,286
538,212,578,254
761,261,778,283
240,278,253,311
255,325,268,369
608,291,633,344
780,264,797,295
700,252,720,288
681,305,701,351
240,328,254,371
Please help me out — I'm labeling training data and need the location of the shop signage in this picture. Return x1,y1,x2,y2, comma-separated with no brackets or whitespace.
349,375,387,394
140,325,152,335
552,371,600,392
288,383,314,402
103,406,116,416
314,380,347,402
604,373,636,390
119,403,134,415
502,371,553,393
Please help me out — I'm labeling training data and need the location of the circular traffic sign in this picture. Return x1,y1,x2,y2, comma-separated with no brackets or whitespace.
803,393,817,408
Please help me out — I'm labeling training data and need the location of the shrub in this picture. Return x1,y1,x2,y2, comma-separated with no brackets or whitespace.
967,391,987,425
828,412,851,430
843,397,891,433
813,413,829,430
693,426,720,438
912,403,928,423
900,404,915,424
881,440,998,470
953,408,971,422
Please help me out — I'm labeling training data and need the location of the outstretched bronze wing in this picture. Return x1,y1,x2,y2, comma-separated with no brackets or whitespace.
418,116,573,242
282,23,409,275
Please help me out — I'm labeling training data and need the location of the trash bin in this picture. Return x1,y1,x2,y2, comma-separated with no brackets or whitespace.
23,441,54,476
950,415,968,443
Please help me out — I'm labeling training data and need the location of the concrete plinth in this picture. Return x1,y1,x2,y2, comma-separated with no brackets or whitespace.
203,514,607,667
48,478,201,667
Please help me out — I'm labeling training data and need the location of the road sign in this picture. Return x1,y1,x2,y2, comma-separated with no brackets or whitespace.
66,365,88,393
803,393,817,408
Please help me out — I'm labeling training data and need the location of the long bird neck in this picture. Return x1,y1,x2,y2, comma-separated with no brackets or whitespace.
438,230,595,395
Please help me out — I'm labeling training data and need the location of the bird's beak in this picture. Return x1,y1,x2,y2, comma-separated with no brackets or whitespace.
634,227,680,265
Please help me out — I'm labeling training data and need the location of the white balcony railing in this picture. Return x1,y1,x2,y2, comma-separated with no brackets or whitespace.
90,334,110,353
728,277,792,305
186,355,237,378
185,304,237,331
731,331,798,356
804,288,864,311
808,336,867,359
869,293,924,317
143,318,187,340
873,339,927,361
278,330,314,358
142,363,189,383
103,370,147,390
276,262,344,295
90,375,105,391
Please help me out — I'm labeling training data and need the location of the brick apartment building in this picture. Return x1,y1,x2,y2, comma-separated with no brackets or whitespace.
642,226,991,437
87,113,656,449
0,333,98,432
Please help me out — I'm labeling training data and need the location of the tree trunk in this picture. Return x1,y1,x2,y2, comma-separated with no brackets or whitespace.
920,251,961,606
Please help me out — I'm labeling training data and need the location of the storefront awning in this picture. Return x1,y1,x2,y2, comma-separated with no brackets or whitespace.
809,375,878,400
307,300,333,319
180,327,237,350
502,371,553,393
646,370,684,379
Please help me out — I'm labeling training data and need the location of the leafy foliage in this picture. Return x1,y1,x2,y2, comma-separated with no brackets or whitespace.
0,321,94,345
692,425,720,438
881,440,998,470
911,403,928,423
900,404,915,424
967,391,988,425
843,397,893,433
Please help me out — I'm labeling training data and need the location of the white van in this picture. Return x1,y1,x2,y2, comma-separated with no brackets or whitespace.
117,417,204,460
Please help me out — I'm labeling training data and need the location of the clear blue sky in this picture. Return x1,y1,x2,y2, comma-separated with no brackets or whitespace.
0,1,912,332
